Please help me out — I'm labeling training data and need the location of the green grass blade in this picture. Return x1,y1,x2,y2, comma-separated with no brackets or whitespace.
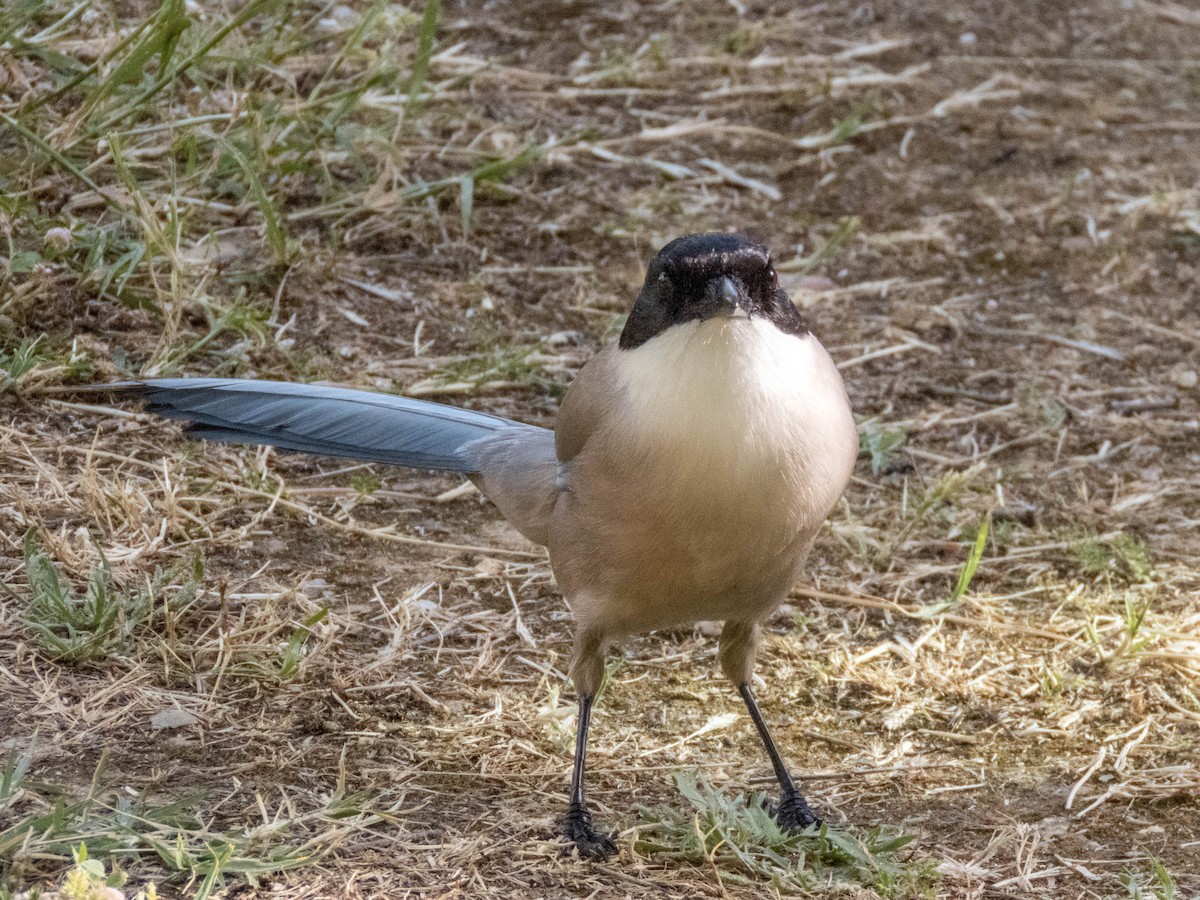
81,0,190,115
89,0,281,135
306,0,386,107
404,0,441,116
0,111,123,209
950,512,990,603
217,138,290,265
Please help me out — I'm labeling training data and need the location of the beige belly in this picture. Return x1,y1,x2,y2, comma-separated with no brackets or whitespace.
549,430,843,634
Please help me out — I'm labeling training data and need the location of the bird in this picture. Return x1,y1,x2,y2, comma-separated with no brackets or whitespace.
91,232,859,859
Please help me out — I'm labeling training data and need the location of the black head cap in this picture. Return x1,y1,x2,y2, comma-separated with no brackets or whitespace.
619,233,809,350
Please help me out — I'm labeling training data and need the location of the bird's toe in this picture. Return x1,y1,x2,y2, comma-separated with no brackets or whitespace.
774,790,822,833
562,804,617,860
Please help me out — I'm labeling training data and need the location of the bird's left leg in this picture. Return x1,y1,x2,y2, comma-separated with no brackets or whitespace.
719,620,821,831
562,627,617,859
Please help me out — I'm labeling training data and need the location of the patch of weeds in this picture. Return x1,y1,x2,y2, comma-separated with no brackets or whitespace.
415,340,564,396
0,336,46,392
636,772,938,897
230,608,330,683
1069,529,1152,583
717,23,762,56
859,421,908,475
0,745,34,815
785,216,860,276
913,468,980,522
8,532,204,665
831,108,865,143
1018,379,1067,432
216,137,297,267
1037,665,1064,698
0,0,545,372
352,470,382,497
878,466,983,565
412,142,549,232
159,292,273,372
917,512,990,618
1120,856,1178,900
790,610,818,634
0,334,95,390
272,608,330,682
827,95,880,146
41,843,156,900
73,226,155,310
1117,594,1153,657
0,751,379,899
1081,592,1157,664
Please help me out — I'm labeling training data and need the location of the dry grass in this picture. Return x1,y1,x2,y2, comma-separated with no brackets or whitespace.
2,0,1200,897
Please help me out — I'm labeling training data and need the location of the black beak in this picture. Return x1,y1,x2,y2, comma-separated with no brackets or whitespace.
709,275,750,318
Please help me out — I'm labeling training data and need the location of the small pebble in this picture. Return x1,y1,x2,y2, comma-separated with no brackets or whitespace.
1170,367,1197,389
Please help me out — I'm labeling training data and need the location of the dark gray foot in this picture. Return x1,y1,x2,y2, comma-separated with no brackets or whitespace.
774,790,822,832
562,803,617,859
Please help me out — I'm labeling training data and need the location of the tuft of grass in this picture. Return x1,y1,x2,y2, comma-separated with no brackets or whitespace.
0,745,35,815
8,531,203,665
232,607,330,683
351,470,383,497
0,335,46,391
876,465,983,565
217,138,294,267
407,339,565,396
1070,529,1153,583
859,421,908,475
403,0,442,121
636,772,938,898
0,751,383,900
39,843,157,900
153,292,274,374
950,512,990,603
917,511,990,618
1117,593,1153,657
0,0,542,382
781,216,861,275
717,24,762,56
1121,857,1178,900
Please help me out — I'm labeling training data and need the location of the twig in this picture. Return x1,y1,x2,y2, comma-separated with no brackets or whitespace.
792,587,1085,646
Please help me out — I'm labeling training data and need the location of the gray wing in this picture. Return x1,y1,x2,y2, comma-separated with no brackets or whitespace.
105,378,549,473
464,428,559,546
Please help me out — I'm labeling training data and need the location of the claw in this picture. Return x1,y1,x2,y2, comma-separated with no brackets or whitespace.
562,803,617,860
775,790,821,832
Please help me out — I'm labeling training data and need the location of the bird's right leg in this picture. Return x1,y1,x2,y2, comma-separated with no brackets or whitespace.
563,628,617,859
720,620,822,832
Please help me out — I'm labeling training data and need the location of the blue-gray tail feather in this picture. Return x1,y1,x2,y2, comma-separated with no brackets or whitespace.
106,378,546,473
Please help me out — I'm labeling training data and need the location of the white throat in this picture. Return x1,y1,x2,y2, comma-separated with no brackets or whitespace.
614,317,826,434
610,316,857,519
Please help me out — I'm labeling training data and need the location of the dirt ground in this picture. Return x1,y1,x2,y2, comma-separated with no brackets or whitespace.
2,0,1199,897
